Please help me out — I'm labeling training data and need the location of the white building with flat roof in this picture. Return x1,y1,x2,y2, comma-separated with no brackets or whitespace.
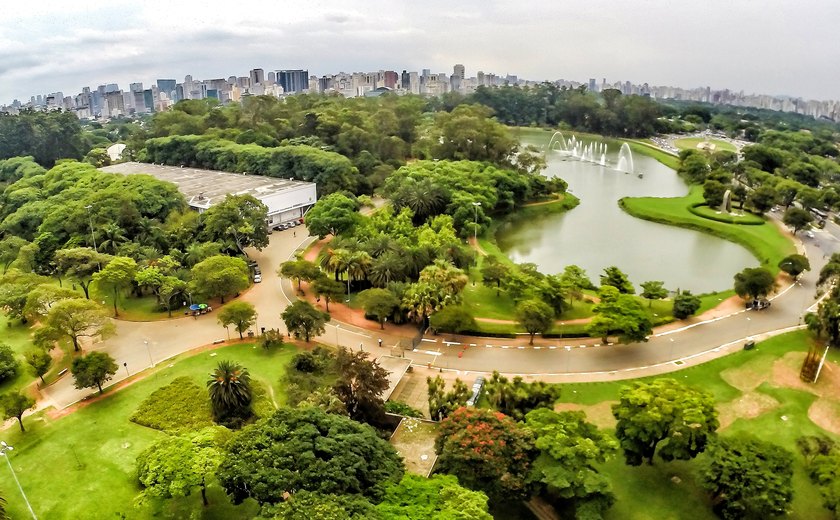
100,162,317,227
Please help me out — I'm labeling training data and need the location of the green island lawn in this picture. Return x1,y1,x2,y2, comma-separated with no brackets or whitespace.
673,136,738,154
555,329,838,519
620,185,796,272
624,140,681,170
0,342,298,520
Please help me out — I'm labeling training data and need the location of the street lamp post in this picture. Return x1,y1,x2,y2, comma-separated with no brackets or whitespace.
123,362,129,377
0,442,37,519
471,202,482,244
144,340,153,367
335,324,340,347
84,205,98,254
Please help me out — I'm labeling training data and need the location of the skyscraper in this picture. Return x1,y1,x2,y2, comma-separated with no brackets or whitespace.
588,78,597,92
267,71,276,84
157,79,177,98
249,68,265,85
276,70,309,93
401,70,410,89
453,64,465,79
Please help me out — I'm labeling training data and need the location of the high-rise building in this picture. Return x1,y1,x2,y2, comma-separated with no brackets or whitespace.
267,71,276,84
249,68,265,85
383,70,398,89
477,71,485,87
453,64,465,79
143,89,154,113
401,70,410,89
588,78,597,92
157,79,177,98
276,70,309,93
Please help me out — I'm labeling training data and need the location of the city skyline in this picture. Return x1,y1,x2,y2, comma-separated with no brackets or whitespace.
2,0,838,104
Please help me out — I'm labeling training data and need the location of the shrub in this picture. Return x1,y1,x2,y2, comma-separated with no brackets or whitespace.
0,344,20,382
385,400,424,418
130,377,213,432
687,203,764,225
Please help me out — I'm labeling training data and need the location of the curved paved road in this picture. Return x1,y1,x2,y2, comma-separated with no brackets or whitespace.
41,217,838,409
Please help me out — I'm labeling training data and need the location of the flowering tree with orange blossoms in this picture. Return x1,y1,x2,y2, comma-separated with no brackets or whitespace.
434,407,537,501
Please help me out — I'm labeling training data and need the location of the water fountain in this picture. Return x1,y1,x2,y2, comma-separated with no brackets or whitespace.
616,143,635,174
546,131,568,153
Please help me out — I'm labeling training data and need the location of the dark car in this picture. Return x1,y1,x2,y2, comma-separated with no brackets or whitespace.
746,299,771,310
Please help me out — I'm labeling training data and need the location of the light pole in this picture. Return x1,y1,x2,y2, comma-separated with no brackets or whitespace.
0,441,37,519
123,362,129,377
335,324,340,347
471,202,482,244
84,205,98,254
144,340,153,367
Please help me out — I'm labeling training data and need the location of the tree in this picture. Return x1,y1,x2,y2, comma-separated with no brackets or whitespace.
525,408,618,516
0,345,19,382
0,236,28,274
303,192,360,238
807,448,840,514
25,349,51,383
71,351,118,393
22,284,79,321
189,255,249,304
429,305,476,334
612,378,719,466
427,375,471,421
515,299,555,345
312,276,346,313
0,270,50,321
672,290,702,319
640,280,668,308
733,267,777,301
281,300,330,342
748,185,778,214
206,360,252,423
779,254,811,279
435,407,536,501
38,298,115,351
484,371,561,421
587,286,652,344
201,194,269,252
261,491,376,519
218,407,403,505
217,301,257,340
157,275,188,317
358,288,400,329
333,347,390,425
480,258,509,296
600,266,635,294
136,428,225,507
376,474,492,520
92,256,137,317
278,258,322,293
702,437,793,520
783,207,814,234
0,392,35,432
703,179,727,208
54,247,111,299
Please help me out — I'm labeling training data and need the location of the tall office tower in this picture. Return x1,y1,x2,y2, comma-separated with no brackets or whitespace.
267,71,276,84
276,70,309,93
588,78,597,92
129,82,143,93
401,70,410,89
477,71,485,87
249,68,265,85
624,81,632,95
453,63,465,79
383,70,398,88
450,75,462,92
422,69,431,80
156,79,177,98
143,89,154,113
409,71,420,94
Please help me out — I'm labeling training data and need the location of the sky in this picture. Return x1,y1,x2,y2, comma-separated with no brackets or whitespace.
2,0,838,104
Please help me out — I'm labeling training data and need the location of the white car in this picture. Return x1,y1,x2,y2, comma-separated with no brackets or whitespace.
253,274,262,283
806,231,815,238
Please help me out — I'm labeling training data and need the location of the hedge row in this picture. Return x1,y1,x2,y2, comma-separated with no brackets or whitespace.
687,203,764,225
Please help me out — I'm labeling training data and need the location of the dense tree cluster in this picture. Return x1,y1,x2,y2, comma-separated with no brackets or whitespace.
0,110,86,166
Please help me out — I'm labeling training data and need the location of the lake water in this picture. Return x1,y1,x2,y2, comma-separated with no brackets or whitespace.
496,129,757,293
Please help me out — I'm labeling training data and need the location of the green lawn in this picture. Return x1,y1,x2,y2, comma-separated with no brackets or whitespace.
1,342,298,519
556,330,836,519
620,185,795,272
673,137,738,154
625,140,681,170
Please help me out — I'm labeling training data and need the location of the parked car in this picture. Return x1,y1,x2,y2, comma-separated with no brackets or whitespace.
746,298,770,310
806,231,815,238
466,376,486,406
254,274,262,283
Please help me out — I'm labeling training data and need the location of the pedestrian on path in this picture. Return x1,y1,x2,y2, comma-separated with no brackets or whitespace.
378,338,382,348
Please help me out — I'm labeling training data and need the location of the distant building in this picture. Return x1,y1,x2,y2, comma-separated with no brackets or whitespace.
453,63,465,79
588,78,597,92
383,70,398,89
276,70,309,93
249,68,265,85
267,71,276,84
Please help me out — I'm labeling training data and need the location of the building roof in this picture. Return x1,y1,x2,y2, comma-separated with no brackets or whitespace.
100,162,315,210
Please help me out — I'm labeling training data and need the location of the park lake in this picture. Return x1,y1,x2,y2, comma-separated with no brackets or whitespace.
496,128,757,293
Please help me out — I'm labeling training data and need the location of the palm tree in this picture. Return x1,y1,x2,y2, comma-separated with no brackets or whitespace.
98,223,128,254
369,251,407,287
207,360,252,421
346,251,372,293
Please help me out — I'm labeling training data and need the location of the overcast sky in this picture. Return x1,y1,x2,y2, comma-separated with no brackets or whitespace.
2,0,838,104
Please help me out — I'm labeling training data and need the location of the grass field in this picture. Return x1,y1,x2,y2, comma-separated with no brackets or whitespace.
673,137,738,154
1,342,298,519
625,140,681,170
620,185,796,272
555,330,838,519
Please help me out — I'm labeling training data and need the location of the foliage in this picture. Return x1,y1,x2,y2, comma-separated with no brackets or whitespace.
71,351,118,394
807,448,840,514
612,378,719,466
587,286,652,344
0,391,35,432
672,290,702,319
218,407,404,505
37,298,114,351
358,288,400,328
304,192,361,238
514,299,555,345
201,194,269,253
560,265,594,305
279,258,322,292
383,400,424,418
92,256,137,316
701,436,793,520
217,301,258,339
480,258,509,296
281,300,330,342
639,280,668,307
54,248,111,299
733,266,777,300
0,270,50,321
136,427,226,507
258,491,376,520
22,284,79,321
375,474,493,520
782,207,814,234
429,304,476,334
206,360,252,424
0,110,86,166
24,349,51,383
312,276,346,312
0,345,19,382
427,375,471,421
189,255,250,304
525,409,618,516
333,347,390,425
435,407,537,501
778,253,810,279
484,371,561,421
130,376,214,433
600,266,635,294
